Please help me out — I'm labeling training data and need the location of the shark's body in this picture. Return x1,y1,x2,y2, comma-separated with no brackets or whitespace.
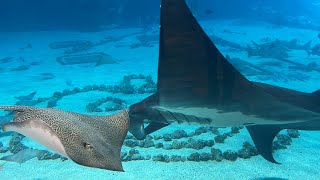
128,0,320,163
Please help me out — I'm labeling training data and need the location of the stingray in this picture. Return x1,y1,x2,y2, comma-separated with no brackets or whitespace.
127,0,320,164
0,148,47,164
0,106,129,171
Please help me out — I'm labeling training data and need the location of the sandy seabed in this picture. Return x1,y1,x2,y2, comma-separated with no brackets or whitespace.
0,19,320,179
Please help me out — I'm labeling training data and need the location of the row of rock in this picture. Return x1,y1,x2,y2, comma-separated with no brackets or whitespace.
34,74,156,109
86,96,126,112
121,131,300,163
121,142,257,163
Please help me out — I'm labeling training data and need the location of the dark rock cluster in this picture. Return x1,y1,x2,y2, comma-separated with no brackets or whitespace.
8,133,26,154
32,74,157,109
121,127,300,163
86,96,126,112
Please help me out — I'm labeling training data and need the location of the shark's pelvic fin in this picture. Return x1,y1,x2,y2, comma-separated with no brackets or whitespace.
246,125,282,164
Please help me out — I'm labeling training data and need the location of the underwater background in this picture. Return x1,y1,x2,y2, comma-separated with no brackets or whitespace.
0,0,320,179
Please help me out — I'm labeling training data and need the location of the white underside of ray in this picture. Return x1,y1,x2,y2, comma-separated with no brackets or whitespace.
155,106,302,127
3,119,68,158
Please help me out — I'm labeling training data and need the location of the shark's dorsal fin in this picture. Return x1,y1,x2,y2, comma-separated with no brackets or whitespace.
158,0,252,105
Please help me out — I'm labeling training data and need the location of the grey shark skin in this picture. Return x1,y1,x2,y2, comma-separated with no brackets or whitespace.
0,106,129,171
128,0,320,163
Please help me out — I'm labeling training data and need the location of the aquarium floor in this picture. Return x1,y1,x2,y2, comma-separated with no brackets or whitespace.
0,19,320,179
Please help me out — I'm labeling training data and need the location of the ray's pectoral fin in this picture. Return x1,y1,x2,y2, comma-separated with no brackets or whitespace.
246,125,282,164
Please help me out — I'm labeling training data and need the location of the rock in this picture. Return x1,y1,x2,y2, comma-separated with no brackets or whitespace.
152,154,170,162
129,148,139,156
155,143,164,148
145,135,153,140
187,139,206,150
209,127,220,135
223,150,238,161
243,142,259,156
205,140,215,147
145,155,151,160
277,134,292,146
187,153,201,162
124,140,138,148
214,134,227,143
273,140,286,150
143,140,155,148
52,92,63,98
131,154,143,160
171,130,188,139
163,134,172,141
172,140,183,149
170,155,183,162
211,148,223,162
231,127,242,134
195,127,208,135
238,148,251,159
287,129,300,138
62,89,72,96
199,153,211,161
153,135,163,140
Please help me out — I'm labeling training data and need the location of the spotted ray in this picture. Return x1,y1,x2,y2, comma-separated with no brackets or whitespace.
0,106,129,171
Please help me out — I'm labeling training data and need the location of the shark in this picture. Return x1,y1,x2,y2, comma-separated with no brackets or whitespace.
128,0,320,164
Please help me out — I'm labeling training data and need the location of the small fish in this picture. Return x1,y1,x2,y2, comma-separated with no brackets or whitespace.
15,92,37,101
204,9,214,15
0,57,13,63
0,148,47,164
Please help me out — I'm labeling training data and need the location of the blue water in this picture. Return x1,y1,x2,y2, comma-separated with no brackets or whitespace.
0,0,320,179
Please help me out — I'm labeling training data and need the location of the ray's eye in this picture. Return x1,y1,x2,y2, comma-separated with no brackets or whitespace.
83,142,94,150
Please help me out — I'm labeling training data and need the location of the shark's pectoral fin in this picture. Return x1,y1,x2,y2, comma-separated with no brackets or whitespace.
246,125,282,164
